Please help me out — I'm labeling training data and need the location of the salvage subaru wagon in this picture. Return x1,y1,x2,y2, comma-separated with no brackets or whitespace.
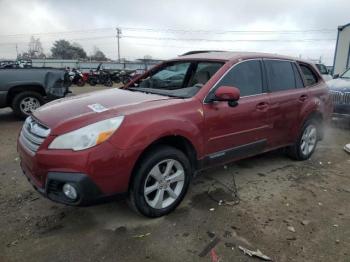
18,51,332,217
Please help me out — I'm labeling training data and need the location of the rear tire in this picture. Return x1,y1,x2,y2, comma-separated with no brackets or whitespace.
89,79,97,86
11,91,44,119
128,145,191,217
287,118,318,160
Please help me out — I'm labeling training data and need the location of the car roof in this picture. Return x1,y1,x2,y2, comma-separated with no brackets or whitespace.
174,51,305,63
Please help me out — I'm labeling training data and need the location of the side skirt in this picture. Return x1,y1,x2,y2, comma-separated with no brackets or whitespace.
201,139,267,168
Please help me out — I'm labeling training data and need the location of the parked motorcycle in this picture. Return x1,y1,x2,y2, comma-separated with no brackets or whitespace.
67,68,86,86
88,69,113,87
118,70,133,84
114,69,143,85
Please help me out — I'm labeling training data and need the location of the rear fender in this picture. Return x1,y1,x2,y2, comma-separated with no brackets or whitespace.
293,96,325,141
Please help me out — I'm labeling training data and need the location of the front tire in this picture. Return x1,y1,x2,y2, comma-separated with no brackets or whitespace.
128,146,191,217
11,91,44,119
104,79,113,87
288,119,318,160
77,79,85,87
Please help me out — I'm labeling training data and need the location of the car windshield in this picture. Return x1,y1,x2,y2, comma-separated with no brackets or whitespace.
341,68,350,78
315,64,328,74
128,61,224,98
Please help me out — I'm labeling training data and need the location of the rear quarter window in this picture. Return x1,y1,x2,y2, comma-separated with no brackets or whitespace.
299,64,318,86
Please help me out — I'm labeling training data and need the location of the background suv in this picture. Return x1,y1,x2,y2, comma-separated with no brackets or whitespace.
17,51,332,217
327,67,350,119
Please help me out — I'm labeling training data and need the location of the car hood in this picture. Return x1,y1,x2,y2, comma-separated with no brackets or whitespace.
33,88,173,134
327,78,350,91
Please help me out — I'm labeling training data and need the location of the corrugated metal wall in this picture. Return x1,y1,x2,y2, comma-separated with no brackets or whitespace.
31,59,162,72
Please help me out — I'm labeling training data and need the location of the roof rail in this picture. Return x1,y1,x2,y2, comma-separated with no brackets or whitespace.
180,50,225,56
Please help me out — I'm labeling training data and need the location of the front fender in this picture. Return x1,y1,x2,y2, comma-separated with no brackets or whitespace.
110,108,205,158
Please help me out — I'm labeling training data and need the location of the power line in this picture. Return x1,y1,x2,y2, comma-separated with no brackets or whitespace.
120,26,336,34
0,34,336,47
122,35,336,42
0,27,115,38
0,35,116,46
0,26,336,38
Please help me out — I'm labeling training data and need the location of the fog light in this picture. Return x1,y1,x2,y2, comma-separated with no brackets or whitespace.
62,183,78,200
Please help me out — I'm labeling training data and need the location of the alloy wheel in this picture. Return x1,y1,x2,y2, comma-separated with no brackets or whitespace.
300,124,317,156
144,159,185,209
20,97,41,115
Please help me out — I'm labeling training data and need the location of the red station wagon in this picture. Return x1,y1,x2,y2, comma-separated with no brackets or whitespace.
17,51,332,217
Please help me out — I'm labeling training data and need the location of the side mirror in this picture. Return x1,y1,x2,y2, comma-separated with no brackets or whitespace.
213,86,240,107
211,86,240,107
333,74,339,79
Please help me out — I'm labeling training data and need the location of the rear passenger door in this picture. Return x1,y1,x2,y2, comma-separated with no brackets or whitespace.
264,59,307,147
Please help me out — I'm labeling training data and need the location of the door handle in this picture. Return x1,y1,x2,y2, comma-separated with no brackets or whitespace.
299,94,308,102
256,102,269,111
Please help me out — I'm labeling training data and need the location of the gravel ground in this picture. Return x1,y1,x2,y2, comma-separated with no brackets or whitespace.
0,85,350,262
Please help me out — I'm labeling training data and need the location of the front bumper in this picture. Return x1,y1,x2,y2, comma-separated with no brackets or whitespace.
21,169,125,205
332,104,350,119
18,134,141,206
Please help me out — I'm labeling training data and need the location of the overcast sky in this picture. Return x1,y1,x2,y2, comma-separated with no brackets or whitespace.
0,0,349,64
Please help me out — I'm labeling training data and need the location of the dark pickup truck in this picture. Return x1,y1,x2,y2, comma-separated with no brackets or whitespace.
0,68,70,118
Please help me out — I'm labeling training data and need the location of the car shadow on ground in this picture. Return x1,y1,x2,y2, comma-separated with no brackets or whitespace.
34,148,289,232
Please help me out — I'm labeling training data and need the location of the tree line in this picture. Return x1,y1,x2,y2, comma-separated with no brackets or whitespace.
18,37,108,61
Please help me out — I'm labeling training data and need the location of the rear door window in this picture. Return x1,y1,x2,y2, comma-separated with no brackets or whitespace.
216,60,263,96
299,64,318,86
265,60,296,92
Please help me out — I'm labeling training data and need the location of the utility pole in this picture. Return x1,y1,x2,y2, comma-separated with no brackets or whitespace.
15,44,18,59
116,27,122,62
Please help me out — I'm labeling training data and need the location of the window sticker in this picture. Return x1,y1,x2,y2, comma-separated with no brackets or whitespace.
88,104,108,113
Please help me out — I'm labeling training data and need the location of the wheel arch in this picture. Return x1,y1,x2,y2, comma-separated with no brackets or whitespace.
128,135,198,191
300,110,324,140
7,85,46,106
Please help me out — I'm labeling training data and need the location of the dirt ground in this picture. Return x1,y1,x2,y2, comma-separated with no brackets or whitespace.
0,85,350,262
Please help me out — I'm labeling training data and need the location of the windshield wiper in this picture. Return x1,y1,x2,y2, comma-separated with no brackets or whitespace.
128,87,185,98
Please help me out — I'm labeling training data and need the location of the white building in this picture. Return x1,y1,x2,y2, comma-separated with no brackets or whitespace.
333,23,350,75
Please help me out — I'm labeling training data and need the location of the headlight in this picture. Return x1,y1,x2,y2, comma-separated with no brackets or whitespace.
49,116,124,151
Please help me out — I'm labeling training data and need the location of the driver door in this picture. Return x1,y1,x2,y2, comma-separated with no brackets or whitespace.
203,59,272,165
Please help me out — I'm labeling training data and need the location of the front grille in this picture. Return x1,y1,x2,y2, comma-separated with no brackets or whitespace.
330,91,350,105
345,92,350,104
19,116,50,154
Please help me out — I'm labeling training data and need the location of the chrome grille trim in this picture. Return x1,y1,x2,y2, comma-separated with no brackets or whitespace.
19,134,39,152
21,126,45,145
345,92,350,104
19,116,50,154
329,91,350,105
